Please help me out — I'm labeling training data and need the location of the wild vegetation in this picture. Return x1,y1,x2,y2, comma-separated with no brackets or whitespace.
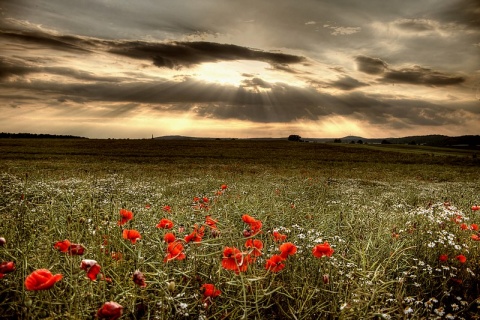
1,139,479,319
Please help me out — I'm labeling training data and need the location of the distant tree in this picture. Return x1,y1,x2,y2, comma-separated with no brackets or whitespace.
288,135,302,142
381,139,391,144
357,140,363,144
349,140,355,144
333,139,342,143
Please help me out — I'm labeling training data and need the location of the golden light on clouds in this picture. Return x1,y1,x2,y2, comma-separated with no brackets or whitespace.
1,0,479,139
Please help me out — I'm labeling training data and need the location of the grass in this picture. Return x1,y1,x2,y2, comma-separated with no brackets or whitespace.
0,139,479,319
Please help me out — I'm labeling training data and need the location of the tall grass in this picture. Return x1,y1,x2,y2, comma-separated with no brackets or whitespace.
0,139,479,319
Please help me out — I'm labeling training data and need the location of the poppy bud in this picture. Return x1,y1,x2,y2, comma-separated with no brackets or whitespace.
24,299,33,307
323,274,330,284
167,281,175,293
133,270,147,288
243,229,252,237
0,237,5,246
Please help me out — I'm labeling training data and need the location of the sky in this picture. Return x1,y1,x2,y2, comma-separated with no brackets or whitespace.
0,0,479,139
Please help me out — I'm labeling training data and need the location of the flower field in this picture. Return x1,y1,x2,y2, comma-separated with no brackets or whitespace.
0,139,479,319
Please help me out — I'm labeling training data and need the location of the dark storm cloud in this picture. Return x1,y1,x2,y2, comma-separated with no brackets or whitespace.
0,29,92,53
0,57,121,82
0,27,306,72
381,66,465,86
355,55,388,75
328,76,369,90
437,0,480,29
356,56,465,87
2,76,465,127
109,41,306,69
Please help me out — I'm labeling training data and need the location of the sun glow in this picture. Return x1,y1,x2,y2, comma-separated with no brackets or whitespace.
192,60,269,86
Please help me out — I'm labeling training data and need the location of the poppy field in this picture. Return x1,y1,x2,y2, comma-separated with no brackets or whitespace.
0,139,479,319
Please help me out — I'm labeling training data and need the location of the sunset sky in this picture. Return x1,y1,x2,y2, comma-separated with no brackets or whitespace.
1,0,479,139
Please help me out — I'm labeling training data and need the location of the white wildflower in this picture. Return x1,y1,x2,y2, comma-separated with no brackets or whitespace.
434,307,445,316
404,307,413,314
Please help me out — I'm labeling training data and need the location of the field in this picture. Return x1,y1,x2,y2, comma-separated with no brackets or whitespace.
1,139,479,319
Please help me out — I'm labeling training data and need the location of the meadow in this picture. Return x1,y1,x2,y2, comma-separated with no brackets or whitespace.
0,139,479,319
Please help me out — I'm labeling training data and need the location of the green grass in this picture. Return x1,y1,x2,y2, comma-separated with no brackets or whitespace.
0,139,479,319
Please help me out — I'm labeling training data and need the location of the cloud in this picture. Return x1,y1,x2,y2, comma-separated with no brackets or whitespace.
0,57,122,82
241,77,273,90
355,55,388,75
437,0,480,29
355,55,465,86
381,66,465,86
393,19,439,32
0,29,92,53
328,76,369,91
109,41,306,69
2,74,470,128
323,24,361,36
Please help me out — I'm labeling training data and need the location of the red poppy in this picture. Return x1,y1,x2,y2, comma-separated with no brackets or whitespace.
162,205,172,212
122,229,141,244
245,239,263,257
312,242,334,258
221,247,242,271
205,215,218,229
202,197,209,203
164,241,186,262
156,218,174,229
184,225,205,243
241,214,262,235
470,224,479,231
460,223,468,230
0,261,15,278
452,214,462,224
471,234,480,241
97,301,123,320
80,259,102,281
450,278,463,284
117,209,133,226
265,255,286,272
272,230,287,242
279,242,297,259
456,254,467,263
54,240,85,255
164,232,176,243
222,247,250,273
133,270,147,288
439,254,448,262
472,205,480,211
221,184,228,190
241,214,256,224
54,239,71,252
201,283,221,298
68,244,85,255
24,269,62,291
201,283,221,307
